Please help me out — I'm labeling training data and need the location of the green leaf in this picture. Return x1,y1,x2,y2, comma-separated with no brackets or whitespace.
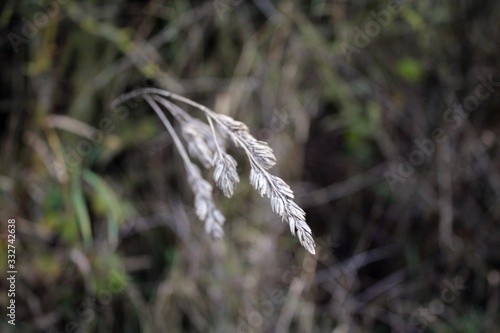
71,170,93,248
396,58,423,82
83,170,123,246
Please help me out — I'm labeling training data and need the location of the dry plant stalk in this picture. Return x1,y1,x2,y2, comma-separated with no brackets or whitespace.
112,88,316,254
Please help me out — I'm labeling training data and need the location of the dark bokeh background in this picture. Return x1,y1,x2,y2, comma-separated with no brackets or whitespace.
1,1,499,332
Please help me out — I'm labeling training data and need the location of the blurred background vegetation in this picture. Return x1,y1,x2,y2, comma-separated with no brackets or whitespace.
1,0,500,332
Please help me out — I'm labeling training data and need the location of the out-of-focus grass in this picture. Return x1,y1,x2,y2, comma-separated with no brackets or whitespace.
1,1,499,332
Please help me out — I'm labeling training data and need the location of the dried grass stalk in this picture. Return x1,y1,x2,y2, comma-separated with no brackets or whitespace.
112,88,316,254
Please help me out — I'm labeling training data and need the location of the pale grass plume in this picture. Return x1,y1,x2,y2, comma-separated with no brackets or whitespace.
111,87,316,254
